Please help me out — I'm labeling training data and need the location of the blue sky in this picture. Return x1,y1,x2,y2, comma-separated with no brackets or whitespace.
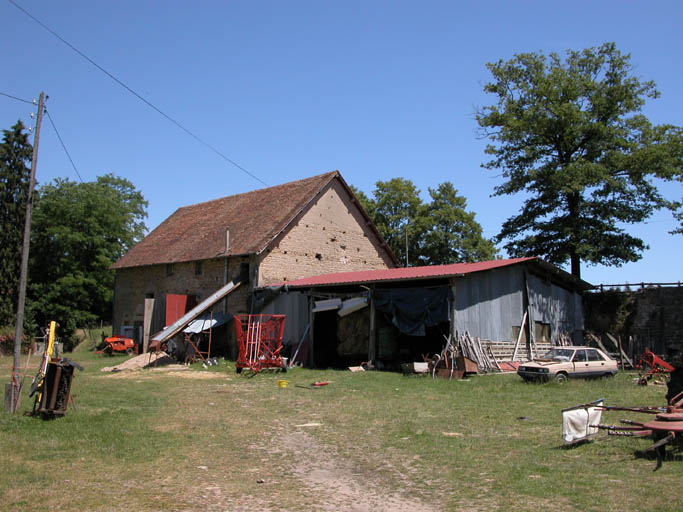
1,0,681,286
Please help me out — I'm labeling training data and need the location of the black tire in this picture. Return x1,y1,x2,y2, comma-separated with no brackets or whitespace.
126,348,133,355
236,367,243,374
554,372,568,384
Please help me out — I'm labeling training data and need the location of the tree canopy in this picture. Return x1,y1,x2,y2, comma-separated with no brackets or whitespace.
0,121,32,326
28,174,147,344
476,42,683,278
353,178,495,266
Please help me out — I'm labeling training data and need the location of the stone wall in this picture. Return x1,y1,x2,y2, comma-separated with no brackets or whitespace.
584,286,683,357
113,255,251,337
257,179,394,285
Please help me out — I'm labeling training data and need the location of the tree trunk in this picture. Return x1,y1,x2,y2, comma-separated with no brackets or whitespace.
571,252,581,280
567,191,581,279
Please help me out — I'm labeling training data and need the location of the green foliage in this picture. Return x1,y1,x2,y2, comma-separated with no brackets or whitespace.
477,42,683,277
0,121,32,326
367,178,424,266
423,182,496,263
353,179,496,266
28,174,147,346
583,289,636,336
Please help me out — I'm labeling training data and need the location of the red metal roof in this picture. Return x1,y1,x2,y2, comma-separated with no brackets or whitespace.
271,257,539,288
113,171,349,269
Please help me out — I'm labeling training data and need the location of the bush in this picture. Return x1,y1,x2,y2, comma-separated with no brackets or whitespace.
0,327,31,355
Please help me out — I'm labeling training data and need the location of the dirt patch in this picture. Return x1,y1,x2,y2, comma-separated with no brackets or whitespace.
104,366,229,381
278,430,439,511
100,352,176,372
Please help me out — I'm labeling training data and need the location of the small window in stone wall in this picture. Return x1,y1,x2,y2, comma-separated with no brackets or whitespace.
195,261,203,276
166,263,174,276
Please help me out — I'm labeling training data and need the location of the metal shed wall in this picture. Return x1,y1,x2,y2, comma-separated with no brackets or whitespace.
527,273,584,342
258,291,309,347
454,265,584,343
454,266,525,341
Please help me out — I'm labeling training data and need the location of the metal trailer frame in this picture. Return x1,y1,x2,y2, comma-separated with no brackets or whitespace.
234,314,286,373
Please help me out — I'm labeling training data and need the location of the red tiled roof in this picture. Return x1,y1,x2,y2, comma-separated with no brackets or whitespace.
269,257,539,288
113,171,344,269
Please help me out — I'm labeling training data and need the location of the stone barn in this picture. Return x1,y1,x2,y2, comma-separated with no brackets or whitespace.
111,171,398,354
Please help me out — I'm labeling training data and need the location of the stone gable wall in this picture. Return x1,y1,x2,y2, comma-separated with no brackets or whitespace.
257,180,394,285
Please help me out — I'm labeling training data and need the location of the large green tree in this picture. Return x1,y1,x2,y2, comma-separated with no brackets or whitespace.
0,121,32,326
363,178,425,266
422,182,496,264
353,178,496,266
28,174,147,344
477,42,683,278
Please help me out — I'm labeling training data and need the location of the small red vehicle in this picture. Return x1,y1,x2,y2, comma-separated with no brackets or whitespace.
98,335,136,355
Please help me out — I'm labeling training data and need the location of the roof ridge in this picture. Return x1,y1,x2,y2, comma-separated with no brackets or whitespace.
176,170,339,211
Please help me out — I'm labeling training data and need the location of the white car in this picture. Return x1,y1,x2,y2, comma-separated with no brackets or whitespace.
517,346,618,383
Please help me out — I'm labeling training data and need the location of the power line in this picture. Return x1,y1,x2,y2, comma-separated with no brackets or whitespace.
0,91,35,105
45,109,83,182
8,0,269,187
2,90,82,182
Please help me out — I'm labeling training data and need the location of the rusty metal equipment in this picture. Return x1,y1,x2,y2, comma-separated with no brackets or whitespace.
32,359,81,417
635,348,674,386
591,391,683,469
97,335,136,356
234,314,286,373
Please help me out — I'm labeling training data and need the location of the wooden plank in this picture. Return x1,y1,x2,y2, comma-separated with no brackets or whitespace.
512,311,527,361
142,298,154,354
4,383,15,413
587,332,610,354
487,345,502,371
605,332,634,369
368,292,376,363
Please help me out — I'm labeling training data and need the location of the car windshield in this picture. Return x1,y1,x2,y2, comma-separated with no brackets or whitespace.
541,348,574,362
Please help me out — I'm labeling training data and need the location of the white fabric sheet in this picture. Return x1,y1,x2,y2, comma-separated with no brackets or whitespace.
562,401,603,444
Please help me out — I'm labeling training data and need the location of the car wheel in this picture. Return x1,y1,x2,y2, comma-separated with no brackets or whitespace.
603,372,615,380
554,373,568,384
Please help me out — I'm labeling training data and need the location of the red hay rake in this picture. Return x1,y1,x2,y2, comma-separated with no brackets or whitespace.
234,314,286,373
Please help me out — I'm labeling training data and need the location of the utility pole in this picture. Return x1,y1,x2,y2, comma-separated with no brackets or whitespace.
7,92,44,414
405,222,409,267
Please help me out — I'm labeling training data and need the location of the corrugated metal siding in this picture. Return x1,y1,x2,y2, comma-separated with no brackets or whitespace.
527,273,583,341
259,291,309,347
454,267,525,341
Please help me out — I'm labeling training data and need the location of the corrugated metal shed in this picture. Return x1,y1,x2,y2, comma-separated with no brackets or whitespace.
274,257,541,288
262,257,590,352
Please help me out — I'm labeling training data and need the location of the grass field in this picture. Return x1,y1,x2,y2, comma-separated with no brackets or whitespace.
1,351,681,511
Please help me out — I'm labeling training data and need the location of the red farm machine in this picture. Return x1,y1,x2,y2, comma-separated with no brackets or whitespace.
97,335,136,356
234,314,286,373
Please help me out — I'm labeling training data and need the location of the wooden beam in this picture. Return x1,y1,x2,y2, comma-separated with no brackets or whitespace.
512,311,527,362
368,292,376,363
605,332,634,369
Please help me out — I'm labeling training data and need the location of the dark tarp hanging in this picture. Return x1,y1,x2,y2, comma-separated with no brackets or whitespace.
374,286,452,336
251,286,286,312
